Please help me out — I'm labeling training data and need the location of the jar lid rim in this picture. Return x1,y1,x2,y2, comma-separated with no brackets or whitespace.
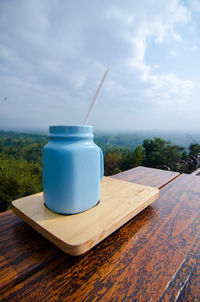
50,125,93,128
49,125,93,137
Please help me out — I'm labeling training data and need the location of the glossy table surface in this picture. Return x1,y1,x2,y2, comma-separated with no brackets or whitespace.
1,166,200,301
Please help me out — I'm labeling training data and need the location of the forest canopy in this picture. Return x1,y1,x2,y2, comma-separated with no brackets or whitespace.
0,130,200,212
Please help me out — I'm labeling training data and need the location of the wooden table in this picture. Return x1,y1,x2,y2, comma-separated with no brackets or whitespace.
1,166,200,301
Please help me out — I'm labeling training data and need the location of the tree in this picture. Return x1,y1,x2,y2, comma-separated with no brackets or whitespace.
133,145,143,167
119,149,134,171
143,137,185,168
0,154,42,212
104,149,122,176
189,144,200,156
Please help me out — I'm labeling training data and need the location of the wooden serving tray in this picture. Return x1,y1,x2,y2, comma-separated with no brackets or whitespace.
12,177,159,256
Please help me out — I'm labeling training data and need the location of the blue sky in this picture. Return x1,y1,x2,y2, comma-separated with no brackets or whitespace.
0,0,200,132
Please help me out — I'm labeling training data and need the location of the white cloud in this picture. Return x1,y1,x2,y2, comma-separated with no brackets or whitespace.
123,2,194,104
0,0,198,131
106,8,135,25
191,45,197,51
170,50,177,56
189,0,200,12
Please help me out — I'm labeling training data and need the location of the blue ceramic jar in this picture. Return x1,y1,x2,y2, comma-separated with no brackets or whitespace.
42,125,103,214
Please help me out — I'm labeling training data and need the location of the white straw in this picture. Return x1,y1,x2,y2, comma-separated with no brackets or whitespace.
84,69,109,125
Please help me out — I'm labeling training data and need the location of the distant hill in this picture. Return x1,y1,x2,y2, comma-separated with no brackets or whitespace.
95,130,200,151
0,129,200,212
1,129,200,152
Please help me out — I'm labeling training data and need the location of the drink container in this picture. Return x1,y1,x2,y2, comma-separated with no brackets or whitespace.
42,125,103,214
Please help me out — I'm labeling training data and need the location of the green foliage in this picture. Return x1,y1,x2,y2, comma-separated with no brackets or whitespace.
104,149,122,176
104,146,144,176
181,151,188,159
0,132,45,212
103,137,187,176
143,137,184,168
189,144,200,156
133,145,143,167
0,153,42,211
0,131,198,212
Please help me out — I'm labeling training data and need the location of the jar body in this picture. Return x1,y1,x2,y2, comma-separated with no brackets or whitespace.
42,126,103,214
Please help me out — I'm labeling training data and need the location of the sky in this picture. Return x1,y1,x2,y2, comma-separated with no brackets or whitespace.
0,0,200,132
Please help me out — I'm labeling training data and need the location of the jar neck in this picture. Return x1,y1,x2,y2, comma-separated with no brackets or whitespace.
49,136,94,142
49,125,94,141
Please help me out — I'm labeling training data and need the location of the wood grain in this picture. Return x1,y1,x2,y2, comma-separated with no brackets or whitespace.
0,167,167,294
159,225,200,302
2,174,200,301
0,210,62,294
12,177,159,255
112,166,180,189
